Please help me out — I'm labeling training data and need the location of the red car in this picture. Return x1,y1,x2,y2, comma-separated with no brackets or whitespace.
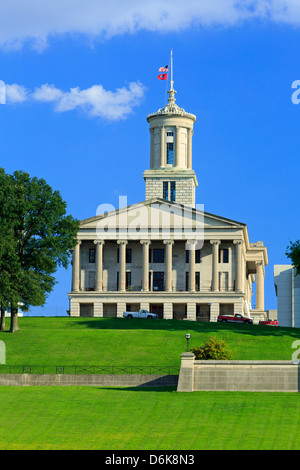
217,314,253,324
259,319,279,326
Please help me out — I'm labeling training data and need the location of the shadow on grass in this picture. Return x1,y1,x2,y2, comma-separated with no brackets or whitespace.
96,386,177,392
63,317,300,339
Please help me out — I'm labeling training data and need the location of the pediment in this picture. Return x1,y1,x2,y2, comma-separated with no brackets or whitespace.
80,198,245,242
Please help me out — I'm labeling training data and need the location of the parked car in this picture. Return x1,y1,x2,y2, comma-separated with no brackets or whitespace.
217,314,253,324
259,319,279,326
123,309,158,319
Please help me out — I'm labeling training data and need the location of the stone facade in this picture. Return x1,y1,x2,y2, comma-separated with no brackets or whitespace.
177,354,300,392
274,265,300,327
68,83,268,322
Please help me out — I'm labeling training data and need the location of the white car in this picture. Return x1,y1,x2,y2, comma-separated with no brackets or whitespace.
123,309,158,319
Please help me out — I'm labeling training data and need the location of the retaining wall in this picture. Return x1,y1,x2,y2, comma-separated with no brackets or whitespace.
177,353,300,392
0,373,178,387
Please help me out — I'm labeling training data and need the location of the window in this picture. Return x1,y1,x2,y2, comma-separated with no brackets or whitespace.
195,272,200,291
126,248,132,264
163,181,169,201
186,272,200,291
126,272,131,289
117,272,131,290
117,248,132,263
219,248,229,263
170,181,176,202
166,142,174,164
163,181,176,202
152,248,164,263
167,131,173,137
89,248,95,263
153,272,164,291
185,249,201,263
219,272,229,291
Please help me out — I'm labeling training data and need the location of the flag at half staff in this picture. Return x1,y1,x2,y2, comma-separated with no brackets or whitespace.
159,65,168,72
158,73,168,80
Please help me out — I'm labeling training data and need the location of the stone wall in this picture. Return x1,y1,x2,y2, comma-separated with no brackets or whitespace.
177,353,300,392
0,373,178,387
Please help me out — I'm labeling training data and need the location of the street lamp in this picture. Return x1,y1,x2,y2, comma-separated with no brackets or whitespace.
185,333,191,352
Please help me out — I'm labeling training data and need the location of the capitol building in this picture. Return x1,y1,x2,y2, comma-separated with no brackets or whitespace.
68,80,268,323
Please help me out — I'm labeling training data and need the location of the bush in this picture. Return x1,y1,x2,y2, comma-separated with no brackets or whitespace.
191,337,232,360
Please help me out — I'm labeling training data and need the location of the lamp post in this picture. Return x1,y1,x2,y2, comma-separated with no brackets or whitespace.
185,333,191,352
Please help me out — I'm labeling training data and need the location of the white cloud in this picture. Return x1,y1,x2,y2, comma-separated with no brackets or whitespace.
32,84,63,102
0,1,300,50
6,84,28,103
5,81,146,121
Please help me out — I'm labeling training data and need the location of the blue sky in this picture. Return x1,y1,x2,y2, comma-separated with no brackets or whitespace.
1,1,300,314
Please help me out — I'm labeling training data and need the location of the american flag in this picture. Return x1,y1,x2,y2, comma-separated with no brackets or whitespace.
158,65,168,72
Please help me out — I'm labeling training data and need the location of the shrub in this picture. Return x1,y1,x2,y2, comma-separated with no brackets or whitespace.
191,337,232,360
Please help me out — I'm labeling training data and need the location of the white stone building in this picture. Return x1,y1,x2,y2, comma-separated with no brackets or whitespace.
68,82,268,322
274,265,300,327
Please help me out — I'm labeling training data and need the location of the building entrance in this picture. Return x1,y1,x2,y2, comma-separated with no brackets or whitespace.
150,304,164,319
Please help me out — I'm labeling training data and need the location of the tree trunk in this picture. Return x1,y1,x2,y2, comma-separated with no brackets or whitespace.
0,306,5,331
9,303,19,333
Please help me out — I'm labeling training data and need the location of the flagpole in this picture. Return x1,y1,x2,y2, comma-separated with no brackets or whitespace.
170,49,173,91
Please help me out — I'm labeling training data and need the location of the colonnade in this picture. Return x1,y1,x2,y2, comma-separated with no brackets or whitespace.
71,238,265,310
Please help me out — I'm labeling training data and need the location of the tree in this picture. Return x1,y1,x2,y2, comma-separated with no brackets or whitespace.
286,240,300,276
0,169,80,332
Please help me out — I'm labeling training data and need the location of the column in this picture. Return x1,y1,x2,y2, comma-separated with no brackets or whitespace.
164,240,174,292
160,126,165,167
94,302,103,317
187,240,196,292
210,240,221,291
163,302,173,319
256,261,265,311
140,240,151,291
117,240,128,292
187,128,193,169
72,240,82,292
187,302,196,321
69,298,80,317
117,302,126,318
175,125,180,167
210,302,219,322
94,240,105,292
150,128,154,168
233,240,243,292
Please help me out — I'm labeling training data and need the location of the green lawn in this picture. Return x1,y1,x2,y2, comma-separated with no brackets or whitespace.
0,317,299,368
1,317,300,450
0,386,299,450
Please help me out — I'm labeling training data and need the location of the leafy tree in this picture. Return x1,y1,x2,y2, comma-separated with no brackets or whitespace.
0,169,80,332
286,240,300,275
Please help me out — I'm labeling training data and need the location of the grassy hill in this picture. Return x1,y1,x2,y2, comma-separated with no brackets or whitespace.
0,317,299,369
1,317,300,451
